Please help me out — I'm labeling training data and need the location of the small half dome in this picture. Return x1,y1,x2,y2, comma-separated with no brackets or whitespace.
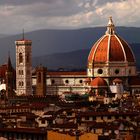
90,77,108,87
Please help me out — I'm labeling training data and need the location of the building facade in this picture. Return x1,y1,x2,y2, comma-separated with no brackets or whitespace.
15,39,32,95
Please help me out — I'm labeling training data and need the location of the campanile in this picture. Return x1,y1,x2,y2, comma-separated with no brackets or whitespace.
15,37,32,95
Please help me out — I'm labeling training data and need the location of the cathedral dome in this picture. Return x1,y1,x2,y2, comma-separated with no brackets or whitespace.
88,17,135,63
90,77,108,87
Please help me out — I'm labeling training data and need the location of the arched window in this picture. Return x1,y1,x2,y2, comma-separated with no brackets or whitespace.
19,81,24,86
19,53,23,63
18,81,21,86
19,70,24,75
19,70,21,75
21,81,24,86
51,79,55,85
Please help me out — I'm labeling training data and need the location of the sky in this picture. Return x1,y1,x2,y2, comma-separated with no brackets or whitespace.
0,0,140,34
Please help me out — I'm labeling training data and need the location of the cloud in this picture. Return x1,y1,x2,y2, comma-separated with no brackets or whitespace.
0,0,57,6
0,0,139,34
94,0,140,26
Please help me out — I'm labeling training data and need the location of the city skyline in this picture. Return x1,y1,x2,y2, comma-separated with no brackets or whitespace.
0,13,139,140
0,0,139,34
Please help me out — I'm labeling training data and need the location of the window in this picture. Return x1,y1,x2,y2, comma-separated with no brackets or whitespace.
79,80,83,84
21,70,23,75
19,53,23,63
92,116,96,121
18,81,24,87
65,80,69,84
19,70,23,75
18,81,21,86
115,69,119,74
122,116,126,119
97,69,103,74
108,116,111,120
51,80,55,85
21,81,24,86
41,120,45,124
67,112,72,116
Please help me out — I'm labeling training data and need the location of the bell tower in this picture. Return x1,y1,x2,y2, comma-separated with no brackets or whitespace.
15,33,32,95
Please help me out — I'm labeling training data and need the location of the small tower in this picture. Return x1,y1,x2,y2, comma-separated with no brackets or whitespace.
105,16,115,35
15,32,32,95
36,65,47,96
6,55,15,97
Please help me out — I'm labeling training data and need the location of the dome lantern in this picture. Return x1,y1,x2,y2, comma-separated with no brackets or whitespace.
106,16,115,35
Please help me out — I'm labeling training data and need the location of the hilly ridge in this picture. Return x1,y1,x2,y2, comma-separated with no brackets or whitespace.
32,43,140,70
0,27,139,69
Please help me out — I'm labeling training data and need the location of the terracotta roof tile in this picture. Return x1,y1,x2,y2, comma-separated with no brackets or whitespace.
90,77,108,87
47,71,86,76
88,34,135,63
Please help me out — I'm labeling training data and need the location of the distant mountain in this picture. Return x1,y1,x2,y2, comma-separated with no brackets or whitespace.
33,49,89,70
33,43,140,70
131,43,140,70
0,27,140,68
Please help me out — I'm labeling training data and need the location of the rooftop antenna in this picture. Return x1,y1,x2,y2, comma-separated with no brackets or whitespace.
22,29,25,40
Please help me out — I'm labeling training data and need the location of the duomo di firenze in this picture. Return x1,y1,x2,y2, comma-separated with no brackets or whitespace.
2,17,140,98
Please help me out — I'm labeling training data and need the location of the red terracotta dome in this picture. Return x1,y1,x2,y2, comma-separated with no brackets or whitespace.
88,17,135,63
90,77,108,87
